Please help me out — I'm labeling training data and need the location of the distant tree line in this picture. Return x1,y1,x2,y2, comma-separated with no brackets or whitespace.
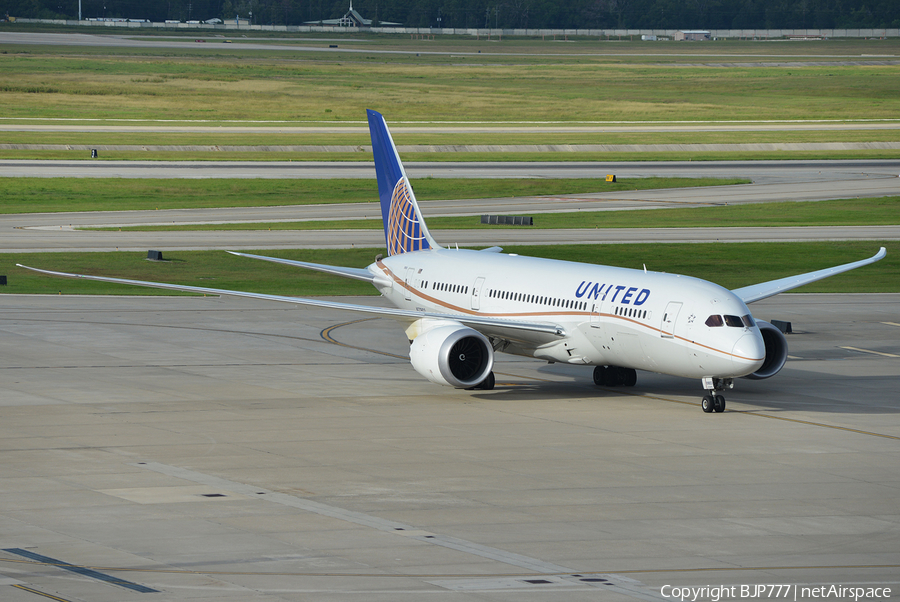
5,0,899,30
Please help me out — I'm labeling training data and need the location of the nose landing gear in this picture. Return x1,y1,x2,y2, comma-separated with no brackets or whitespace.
701,394,726,413
701,377,732,413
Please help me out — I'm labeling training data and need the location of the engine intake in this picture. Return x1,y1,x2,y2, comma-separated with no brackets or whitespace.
743,320,788,380
409,325,493,388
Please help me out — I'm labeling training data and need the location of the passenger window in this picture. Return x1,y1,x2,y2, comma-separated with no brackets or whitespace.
705,315,724,327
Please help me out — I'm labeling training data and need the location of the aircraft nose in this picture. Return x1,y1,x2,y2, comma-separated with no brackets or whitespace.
732,332,765,374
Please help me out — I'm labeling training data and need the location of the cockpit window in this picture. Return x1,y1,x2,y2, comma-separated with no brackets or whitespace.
707,314,753,328
705,315,724,327
724,315,744,327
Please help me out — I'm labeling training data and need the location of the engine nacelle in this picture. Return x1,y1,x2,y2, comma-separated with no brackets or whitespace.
409,325,493,388
742,320,788,380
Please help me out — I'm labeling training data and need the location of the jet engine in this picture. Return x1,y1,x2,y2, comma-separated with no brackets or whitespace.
409,325,493,388
742,320,788,380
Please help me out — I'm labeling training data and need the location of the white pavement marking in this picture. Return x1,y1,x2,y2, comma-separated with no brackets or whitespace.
839,346,900,358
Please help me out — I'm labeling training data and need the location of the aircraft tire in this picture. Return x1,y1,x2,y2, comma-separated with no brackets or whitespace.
592,366,604,386
467,371,495,391
714,395,726,413
603,367,618,387
624,368,637,387
480,371,495,390
701,395,715,413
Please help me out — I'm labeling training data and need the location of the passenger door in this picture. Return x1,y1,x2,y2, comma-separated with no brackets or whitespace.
471,277,485,310
661,301,682,338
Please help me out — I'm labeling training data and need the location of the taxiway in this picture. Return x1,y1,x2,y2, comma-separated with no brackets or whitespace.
0,293,897,601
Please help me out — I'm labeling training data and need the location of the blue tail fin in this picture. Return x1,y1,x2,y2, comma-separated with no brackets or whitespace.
367,109,440,256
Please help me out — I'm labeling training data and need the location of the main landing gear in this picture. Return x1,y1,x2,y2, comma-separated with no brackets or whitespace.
467,371,495,391
593,365,637,388
701,377,732,413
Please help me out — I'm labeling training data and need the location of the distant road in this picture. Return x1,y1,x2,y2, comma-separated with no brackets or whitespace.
4,159,900,185
3,225,898,254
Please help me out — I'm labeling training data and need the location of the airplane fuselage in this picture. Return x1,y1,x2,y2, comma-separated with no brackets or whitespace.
373,248,766,380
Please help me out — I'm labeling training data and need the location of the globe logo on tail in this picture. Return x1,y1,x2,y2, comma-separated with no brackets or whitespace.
387,177,431,256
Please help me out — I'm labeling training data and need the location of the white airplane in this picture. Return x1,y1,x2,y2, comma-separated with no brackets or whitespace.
20,110,886,412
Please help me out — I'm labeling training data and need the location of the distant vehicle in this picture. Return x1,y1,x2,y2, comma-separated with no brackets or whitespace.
223,39,232,43
195,39,206,42
204,18,222,24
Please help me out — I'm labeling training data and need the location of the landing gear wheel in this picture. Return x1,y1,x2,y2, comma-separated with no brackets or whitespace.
594,366,636,387
593,366,617,387
701,395,715,413
713,395,726,413
468,371,495,391
480,371,495,391
600,367,616,387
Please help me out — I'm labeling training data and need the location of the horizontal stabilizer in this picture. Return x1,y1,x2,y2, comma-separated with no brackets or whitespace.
226,251,375,283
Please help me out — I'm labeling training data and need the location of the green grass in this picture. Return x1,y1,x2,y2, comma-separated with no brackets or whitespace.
95,197,900,232
3,150,898,162
6,249,380,296
0,177,745,214
5,241,895,296
4,129,899,148
1,34,897,161
1,49,898,123
432,197,900,229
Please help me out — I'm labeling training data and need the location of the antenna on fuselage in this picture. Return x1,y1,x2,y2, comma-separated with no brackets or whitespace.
643,264,647,273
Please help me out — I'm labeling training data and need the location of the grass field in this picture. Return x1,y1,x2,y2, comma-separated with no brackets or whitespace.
95,197,900,232
6,130,900,148
1,39,898,125
0,31,897,162
2,59,896,124
0,177,746,213
6,241,896,297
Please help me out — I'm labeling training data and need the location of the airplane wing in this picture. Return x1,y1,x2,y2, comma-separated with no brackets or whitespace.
732,247,886,304
17,264,566,344
226,251,376,283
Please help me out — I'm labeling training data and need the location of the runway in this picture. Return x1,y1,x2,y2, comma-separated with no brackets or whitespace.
4,159,900,184
1,293,897,601
4,31,900,64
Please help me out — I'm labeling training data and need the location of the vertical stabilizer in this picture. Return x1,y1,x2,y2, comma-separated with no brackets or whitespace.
367,109,440,256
